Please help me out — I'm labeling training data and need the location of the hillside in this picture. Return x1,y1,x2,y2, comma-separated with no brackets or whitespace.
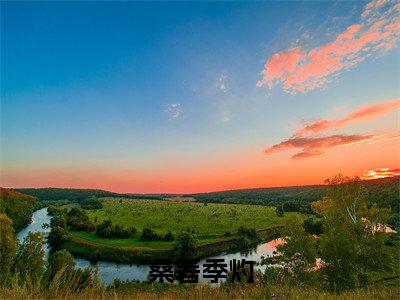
14,188,163,202
12,176,400,214
0,188,37,230
192,176,400,213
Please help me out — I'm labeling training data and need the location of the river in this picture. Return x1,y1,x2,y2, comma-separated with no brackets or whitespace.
18,207,283,284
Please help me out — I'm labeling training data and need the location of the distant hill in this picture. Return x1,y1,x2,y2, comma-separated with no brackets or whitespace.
14,188,163,202
13,176,399,214
191,176,400,213
0,188,37,230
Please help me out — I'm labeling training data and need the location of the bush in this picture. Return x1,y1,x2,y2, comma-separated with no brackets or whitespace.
47,249,75,278
164,231,174,241
67,208,95,231
303,217,323,234
173,232,198,259
96,219,135,238
80,197,103,210
140,228,161,241
47,226,70,249
238,226,258,240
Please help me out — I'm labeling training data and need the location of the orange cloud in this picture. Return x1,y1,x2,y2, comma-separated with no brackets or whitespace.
257,0,400,94
264,134,374,159
296,98,400,136
360,167,400,179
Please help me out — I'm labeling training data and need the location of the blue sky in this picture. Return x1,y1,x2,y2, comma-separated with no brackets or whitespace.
1,1,399,193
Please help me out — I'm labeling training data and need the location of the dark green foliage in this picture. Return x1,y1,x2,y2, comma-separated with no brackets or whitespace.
0,188,37,231
14,232,46,281
388,213,400,229
192,185,326,208
140,228,161,241
276,205,284,217
0,214,18,285
81,197,103,210
15,187,164,203
96,219,136,238
67,208,95,231
46,249,75,278
173,231,198,259
224,231,231,237
164,231,174,241
192,176,399,214
313,175,393,292
47,205,67,216
50,215,67,228
47,226,70,249
303,217,323,234
238,226,258,240
277,215,317,265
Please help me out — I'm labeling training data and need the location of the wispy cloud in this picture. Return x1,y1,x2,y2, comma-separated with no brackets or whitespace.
361,167,400,179
264,134,375,159
257,0,400,94
217,74,228,93
296,98,400,136
164,103,183,119
221,111,232,123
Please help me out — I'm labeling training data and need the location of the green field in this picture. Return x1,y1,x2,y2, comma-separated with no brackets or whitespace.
63,198,286,261
86,198,282,237
69,197,284,247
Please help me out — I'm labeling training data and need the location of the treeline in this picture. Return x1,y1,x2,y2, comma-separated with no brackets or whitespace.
15,188,164,203
0,188,37,231
192,176,400,222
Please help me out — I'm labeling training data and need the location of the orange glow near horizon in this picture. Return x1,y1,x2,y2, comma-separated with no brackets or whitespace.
2,133,398,194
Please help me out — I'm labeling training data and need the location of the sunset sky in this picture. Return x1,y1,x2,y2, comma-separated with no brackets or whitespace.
1,0,399,193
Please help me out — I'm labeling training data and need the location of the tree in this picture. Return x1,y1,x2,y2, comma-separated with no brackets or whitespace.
47,249,75,278
173,232,198,259
276,205,284,217
14,232,46,281
312,175,392,291
0,188,36,231
47,226,70,249
0,213,18,285
277,214,317,266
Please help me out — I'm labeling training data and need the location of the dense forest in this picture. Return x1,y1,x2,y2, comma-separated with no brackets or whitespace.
0,188,38,231
191,176,400,214
15,188,163,202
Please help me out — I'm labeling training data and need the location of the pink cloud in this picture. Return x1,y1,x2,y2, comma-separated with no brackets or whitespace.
360,167,400,179
296,98,400,136
257,0,400,94
264,134,374,159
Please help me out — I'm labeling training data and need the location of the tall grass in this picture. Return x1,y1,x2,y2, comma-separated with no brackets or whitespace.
1,271,398,299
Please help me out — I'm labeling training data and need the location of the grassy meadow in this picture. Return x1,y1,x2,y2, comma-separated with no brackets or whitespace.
83,197,283,238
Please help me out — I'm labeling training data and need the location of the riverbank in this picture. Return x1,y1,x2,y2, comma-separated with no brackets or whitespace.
61,226,284,263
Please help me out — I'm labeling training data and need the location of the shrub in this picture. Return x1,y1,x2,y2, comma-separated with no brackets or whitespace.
173,232,198,259
47,226,70,249
140,228,161,241
238,226,258,240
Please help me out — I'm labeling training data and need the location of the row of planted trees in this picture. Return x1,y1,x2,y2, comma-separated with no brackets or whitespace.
263,175,396,294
